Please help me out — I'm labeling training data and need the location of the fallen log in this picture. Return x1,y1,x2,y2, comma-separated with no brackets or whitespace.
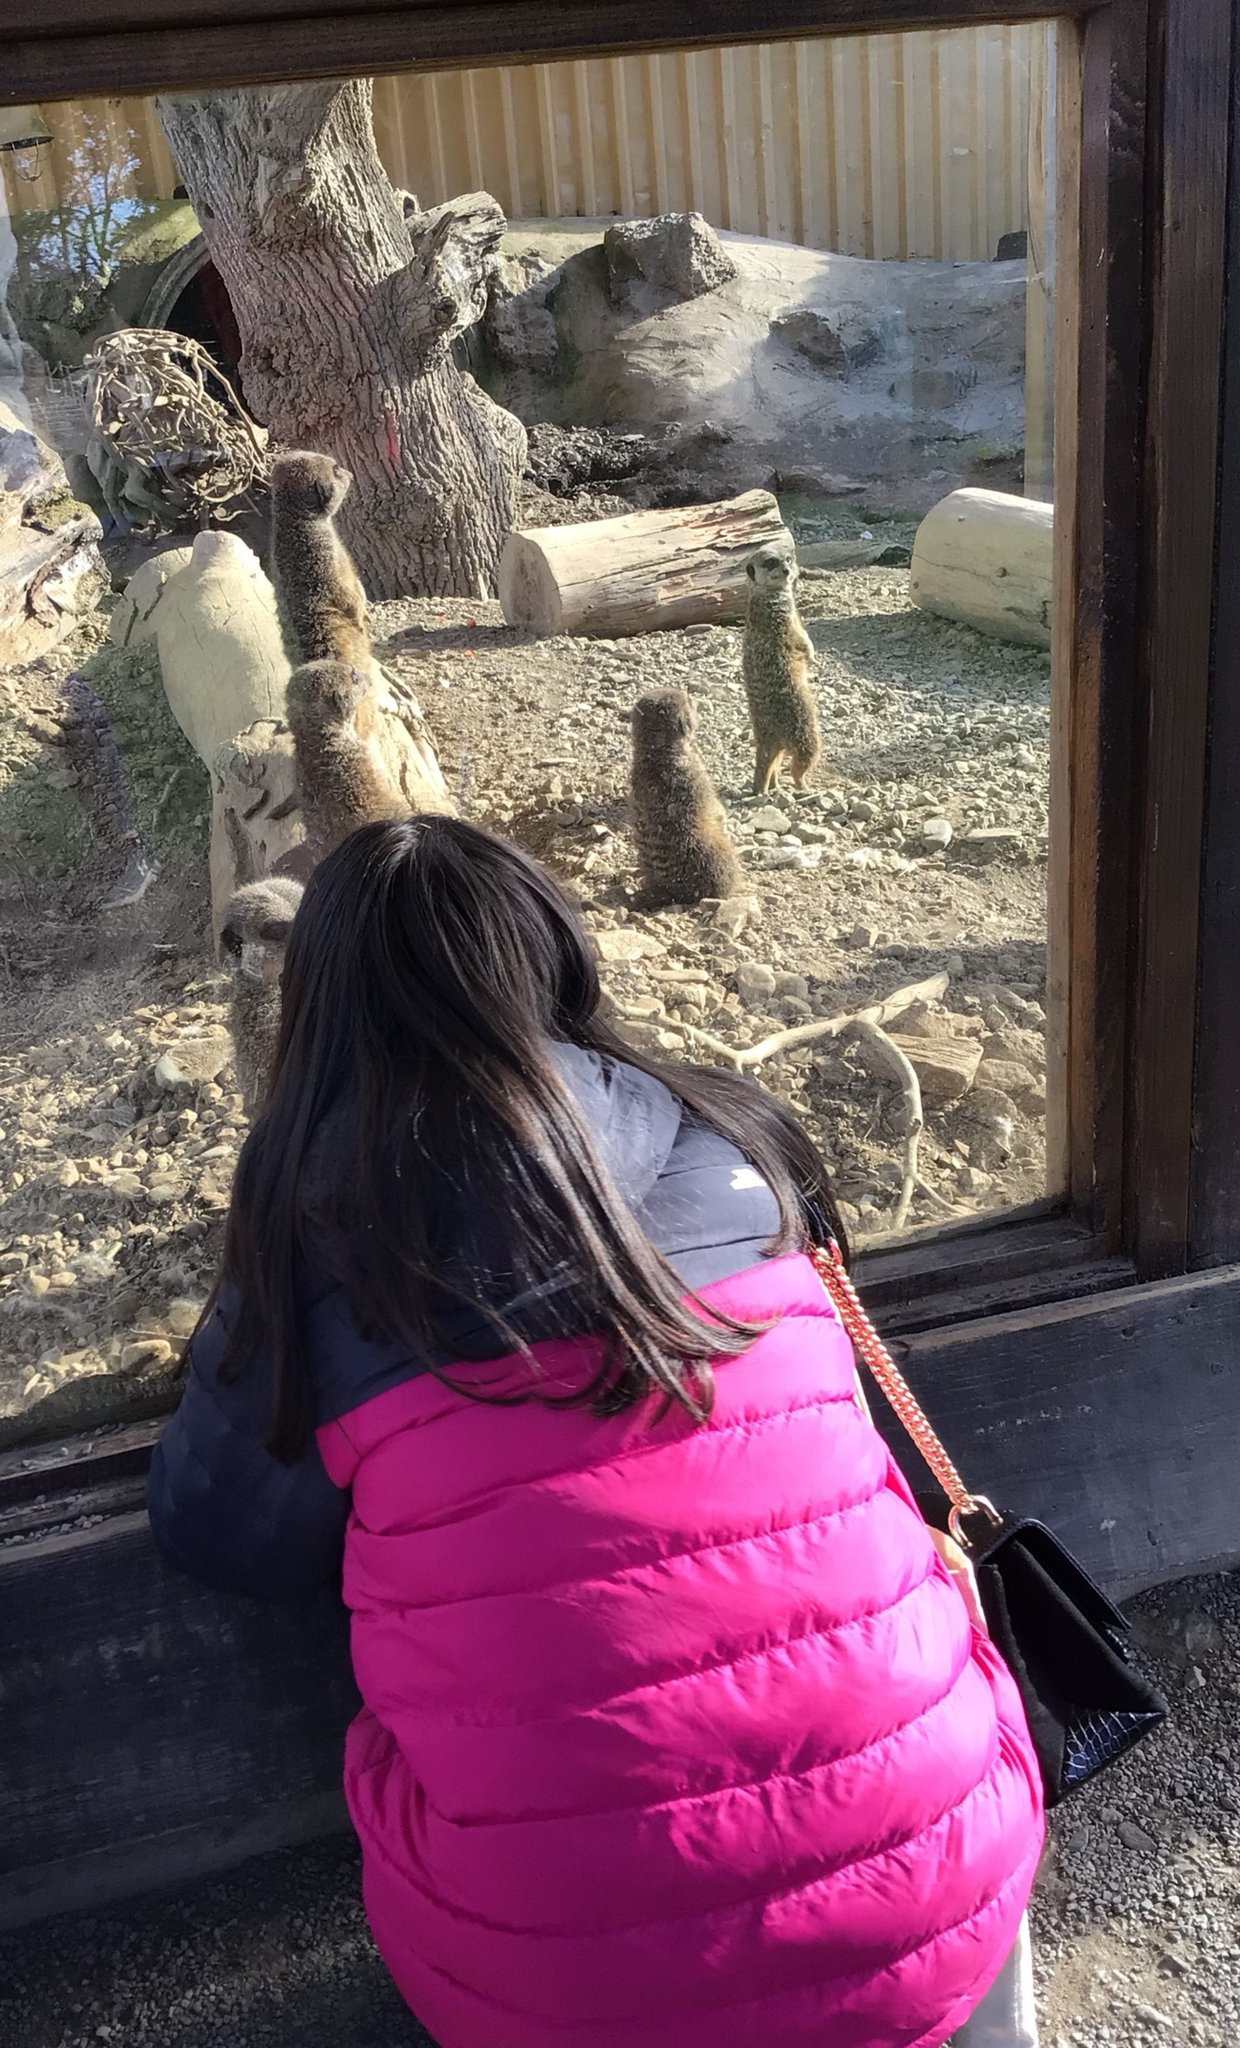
209,721,310,948
498,489,792,638
909,487,1053,649
207,678,449,947
1,401,104,664
0,516,104,665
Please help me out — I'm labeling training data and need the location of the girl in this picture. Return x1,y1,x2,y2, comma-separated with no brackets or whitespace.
149,815,1043,2048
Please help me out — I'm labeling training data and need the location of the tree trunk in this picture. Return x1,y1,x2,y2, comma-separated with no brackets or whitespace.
157,82,526,601
498,491,792,637
909,488,1053,649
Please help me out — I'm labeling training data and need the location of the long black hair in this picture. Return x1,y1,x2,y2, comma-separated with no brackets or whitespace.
215,816,847,1459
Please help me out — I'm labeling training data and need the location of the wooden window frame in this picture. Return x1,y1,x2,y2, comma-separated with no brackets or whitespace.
5,0,1240,1935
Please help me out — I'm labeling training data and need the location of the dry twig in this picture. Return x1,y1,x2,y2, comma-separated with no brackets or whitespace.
680,971,947,1235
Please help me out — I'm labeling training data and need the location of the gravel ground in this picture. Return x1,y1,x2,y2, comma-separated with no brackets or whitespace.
1,1570,1231,2048
0,528,1050,1432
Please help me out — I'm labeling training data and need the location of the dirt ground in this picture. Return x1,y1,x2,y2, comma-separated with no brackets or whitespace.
0,506,1049,1432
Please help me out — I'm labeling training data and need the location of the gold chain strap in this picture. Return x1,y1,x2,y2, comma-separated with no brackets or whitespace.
811,1242,1001,1549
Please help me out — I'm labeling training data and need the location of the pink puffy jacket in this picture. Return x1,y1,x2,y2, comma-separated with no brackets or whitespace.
318,1252,1044,2048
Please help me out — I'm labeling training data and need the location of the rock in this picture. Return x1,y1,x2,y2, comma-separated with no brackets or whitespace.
885,1000,939,1039
958,1086,1018,1166
898,362,977,409
770,301,896,372
708,895,760,937
962,826,1024,861
1182,1610,1223,1662
594,927,663,964
620,1021,686,1055
108,545,194,649
75,1253,117,1282
736,963,778,1005
487,283,558,374
848,924,879,950
603,211,738,302
120,1338,175,1373
921,816,954,849
1117,1819,1158,1852
154,1033,233,1090
753,844,822,870
489,225,1027,515
981,1032,1028,1065
155,531,290,769
615,994,664,1022
0,1250,29,1274
25,1272,51,1298
774,972,810,1000
956,1163,992,1194
888,1033,983,1108
750,805,790,833
976,1057,1040,1098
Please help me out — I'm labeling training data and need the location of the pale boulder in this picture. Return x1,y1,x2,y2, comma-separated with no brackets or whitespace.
109,545,194,649
154,531,290,770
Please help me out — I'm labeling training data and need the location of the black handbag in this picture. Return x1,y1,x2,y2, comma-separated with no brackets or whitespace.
812,1241,1168,1806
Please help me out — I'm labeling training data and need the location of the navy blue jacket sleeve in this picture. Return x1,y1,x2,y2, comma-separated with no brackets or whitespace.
146,1289,349,1603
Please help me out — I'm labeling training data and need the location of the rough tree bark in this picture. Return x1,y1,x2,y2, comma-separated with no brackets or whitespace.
157,82,527,600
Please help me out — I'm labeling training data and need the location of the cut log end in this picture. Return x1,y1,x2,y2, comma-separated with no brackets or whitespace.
909,487,1053,650
496,531,566,637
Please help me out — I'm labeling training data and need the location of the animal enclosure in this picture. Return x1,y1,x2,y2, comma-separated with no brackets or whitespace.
0,32,1060,1451
2,0,1239,1972
4,26,1051,262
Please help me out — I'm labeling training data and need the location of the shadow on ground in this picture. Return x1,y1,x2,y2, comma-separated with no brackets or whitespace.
0,1837,436,2048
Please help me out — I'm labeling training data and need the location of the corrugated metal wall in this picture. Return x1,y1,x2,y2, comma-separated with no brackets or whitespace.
3,23,1047,262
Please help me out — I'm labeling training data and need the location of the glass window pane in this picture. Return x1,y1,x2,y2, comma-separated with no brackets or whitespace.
0,22,1060,1442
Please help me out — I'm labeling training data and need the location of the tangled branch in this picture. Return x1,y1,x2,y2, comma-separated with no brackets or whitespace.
681,972,949,1236
83,326,268,526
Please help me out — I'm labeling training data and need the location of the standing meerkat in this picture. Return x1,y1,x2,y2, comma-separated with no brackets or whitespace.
741,547,821,796
270,451,371,671
286,658,409,866
630,689,743,906
220,877,304,1118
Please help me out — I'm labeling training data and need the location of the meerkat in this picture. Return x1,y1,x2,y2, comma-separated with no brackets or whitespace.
630,689,743,906
286,658,408,866
269,450,371,671
220,877,304,1118
741,547,821,796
